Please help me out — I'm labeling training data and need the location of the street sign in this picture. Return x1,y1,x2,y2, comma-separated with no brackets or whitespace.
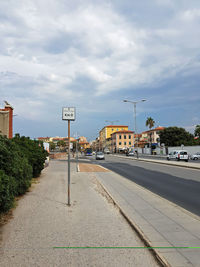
62,107,76,121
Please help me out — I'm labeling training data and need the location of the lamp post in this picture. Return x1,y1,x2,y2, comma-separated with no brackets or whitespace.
123,99,146,159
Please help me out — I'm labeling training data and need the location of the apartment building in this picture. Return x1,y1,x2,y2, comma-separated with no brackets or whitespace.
99,125,128,149
111,130,134,152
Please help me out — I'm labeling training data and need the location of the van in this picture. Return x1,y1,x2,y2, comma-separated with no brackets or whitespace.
167,150,189,162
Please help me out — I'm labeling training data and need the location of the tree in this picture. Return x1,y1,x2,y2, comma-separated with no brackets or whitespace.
159,127,195,147
49,142,56,151
145,117,155,154
57,140,66,150
145,117,155,130
194,125,200,138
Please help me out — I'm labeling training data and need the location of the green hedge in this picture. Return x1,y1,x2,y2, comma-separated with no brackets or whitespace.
0,134,48,213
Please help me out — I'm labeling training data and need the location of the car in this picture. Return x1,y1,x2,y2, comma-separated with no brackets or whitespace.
190,152,200,160
176,150,189,162
167,150,189,162
167,151,177,160
96,151,105,160
126,151,135,156
104,148,110,154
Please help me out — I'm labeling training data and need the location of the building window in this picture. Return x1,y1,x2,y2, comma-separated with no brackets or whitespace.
124,135,126,139
129,142,131,145
112,129,113,131
117,128,118,131
119,142,121,145
119,135,121,139
124,142,126,145
129,135,131,139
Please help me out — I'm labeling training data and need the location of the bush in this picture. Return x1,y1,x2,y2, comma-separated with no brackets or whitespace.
0,170,15,212
0,134,48,213
12,134,48,178
0,136,33,196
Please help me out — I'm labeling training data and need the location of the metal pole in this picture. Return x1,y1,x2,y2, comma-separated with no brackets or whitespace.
76,135,78,171
134,103,139,159
68,120,70,206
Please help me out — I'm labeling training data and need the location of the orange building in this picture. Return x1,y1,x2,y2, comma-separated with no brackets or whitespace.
99,125,128,149
0,102,13,139
111,130,134,152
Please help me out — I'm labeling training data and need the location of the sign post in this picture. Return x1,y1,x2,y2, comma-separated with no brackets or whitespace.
62,107,76,206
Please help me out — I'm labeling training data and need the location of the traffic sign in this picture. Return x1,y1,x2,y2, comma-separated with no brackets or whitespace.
62,107,76,121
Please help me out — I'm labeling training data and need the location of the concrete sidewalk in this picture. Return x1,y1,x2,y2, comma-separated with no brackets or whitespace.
113,154,200,170
0,160,158,267
95,169,200,267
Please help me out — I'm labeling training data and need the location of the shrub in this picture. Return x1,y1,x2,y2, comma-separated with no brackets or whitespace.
12,134,48,178
0,170,15,212
0,134,48,213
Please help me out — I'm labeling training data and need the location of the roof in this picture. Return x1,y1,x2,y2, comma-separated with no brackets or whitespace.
111,130,134,135
142,126,165,133
100,125,128,132
79,141,89,144
106,125,128,128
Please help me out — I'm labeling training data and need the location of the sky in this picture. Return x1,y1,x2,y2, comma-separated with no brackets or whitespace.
0,0,200,141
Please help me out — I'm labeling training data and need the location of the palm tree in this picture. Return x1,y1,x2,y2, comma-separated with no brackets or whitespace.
145,117,155,154
145,117,155,130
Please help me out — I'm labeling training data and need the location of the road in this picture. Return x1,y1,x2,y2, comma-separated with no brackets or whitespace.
81,154,200,216
116,153,200,163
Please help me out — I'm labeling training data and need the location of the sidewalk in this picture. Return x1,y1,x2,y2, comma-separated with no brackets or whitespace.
0,160,158,267
113,154,200,170
94,169,200,267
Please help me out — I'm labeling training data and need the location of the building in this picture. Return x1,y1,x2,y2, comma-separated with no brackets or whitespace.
0,102,13,139
99,125,128,150
111,130,134,152
37,137,51,142
78,136,90,151
139,126,165,147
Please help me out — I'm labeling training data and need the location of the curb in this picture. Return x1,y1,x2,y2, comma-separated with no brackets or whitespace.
113,155,200,170
96,177,170,267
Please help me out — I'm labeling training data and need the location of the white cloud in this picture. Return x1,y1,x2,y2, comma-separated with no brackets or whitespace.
0,0,200,130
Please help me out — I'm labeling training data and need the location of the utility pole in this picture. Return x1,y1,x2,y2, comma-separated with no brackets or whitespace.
123,99,146,159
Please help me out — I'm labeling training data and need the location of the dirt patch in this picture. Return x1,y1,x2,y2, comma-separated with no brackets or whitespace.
79,163,109,172
90,174,117,207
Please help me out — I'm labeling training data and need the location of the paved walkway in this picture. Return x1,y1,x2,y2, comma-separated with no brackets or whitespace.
95,168,200,267
0,160,158,267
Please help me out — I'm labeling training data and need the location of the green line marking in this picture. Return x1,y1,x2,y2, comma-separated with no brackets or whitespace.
53,246,198,249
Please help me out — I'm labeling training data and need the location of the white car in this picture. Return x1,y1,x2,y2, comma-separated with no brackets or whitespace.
167,150,189,162
190,152,200,160
167,151,177,160
96,152,105,160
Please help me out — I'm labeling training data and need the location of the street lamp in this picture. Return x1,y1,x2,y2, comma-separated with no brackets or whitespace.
105,120,119,125
123,99,146,158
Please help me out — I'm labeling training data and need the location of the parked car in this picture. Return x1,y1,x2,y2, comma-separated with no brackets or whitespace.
104,148,110,154
96,152,105,160
190,152,200,160
126,151,135,156
167,151,177,160
167,150,189,162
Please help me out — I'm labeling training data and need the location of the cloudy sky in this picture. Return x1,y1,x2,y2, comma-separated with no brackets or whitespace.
1,0,200,140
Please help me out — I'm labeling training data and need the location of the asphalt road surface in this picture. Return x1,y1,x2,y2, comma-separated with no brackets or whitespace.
81,155,200,216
